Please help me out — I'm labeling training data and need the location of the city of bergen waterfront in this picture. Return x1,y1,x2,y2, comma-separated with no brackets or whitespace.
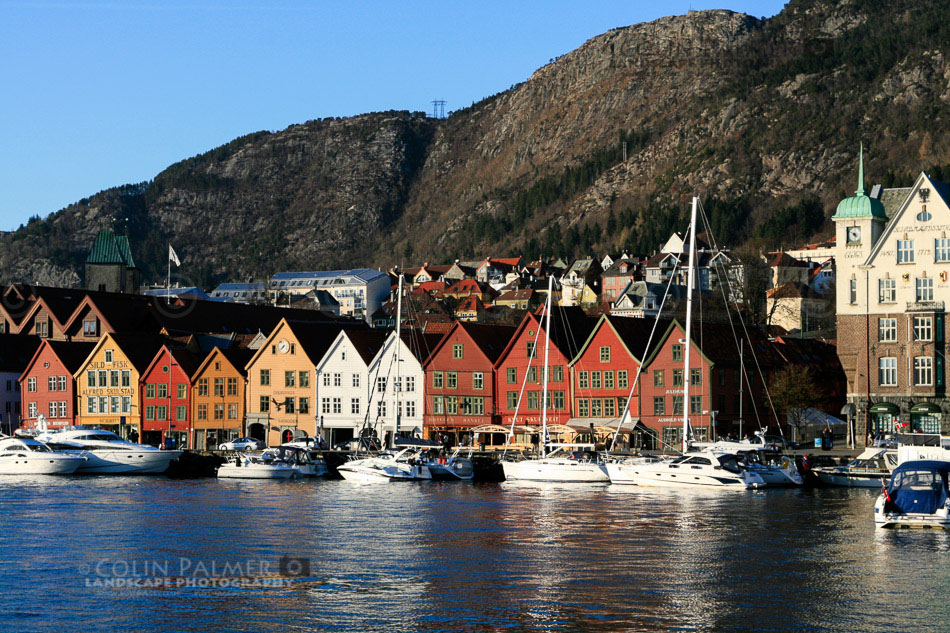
1,477,947,633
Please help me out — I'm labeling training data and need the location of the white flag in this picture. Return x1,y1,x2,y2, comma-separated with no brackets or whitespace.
168,244,181,267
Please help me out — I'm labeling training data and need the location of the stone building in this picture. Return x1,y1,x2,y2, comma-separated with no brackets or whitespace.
834,148,950,442
84,230,140,293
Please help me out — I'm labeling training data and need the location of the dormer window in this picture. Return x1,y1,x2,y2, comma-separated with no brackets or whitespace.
83,319,97,336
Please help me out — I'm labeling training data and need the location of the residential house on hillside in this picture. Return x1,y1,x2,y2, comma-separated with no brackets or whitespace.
0,334,42,433
559,258,602,307
611,281,688,318
455,295,487,322
19,340,96,431
268,269,390,322
495,289,536,310
444,279,497,303
209,282,270,304
766,282,829,332
476,257,523,287
289,289,341,317
601,257,642,303
314,329,389,447
191,347,254,450
765,252,810,288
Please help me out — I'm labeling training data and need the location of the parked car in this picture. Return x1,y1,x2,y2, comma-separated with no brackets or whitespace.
333,437,381,452
219,437,265,451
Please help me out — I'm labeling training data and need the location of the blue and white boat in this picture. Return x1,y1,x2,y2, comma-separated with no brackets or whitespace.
874,460,950,529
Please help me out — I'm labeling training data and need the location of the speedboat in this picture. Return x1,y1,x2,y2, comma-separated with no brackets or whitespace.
604,455,668,485
337,448,432,482
40,427,182,474
815,448,897,487
691,430,784,452
608,450,765,489
217,453,298,479
875,460,950,529
0,437,87,475
502,446,610,483
262,445,328,477
737,450,803,487
391,437,474,481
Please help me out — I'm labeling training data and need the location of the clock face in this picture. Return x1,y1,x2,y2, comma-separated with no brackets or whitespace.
277,340,290,353
847,227,861,243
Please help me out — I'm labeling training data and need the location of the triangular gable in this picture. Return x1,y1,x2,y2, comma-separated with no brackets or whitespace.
244,318,292,371
19,339,52,384
314,330,353,373
193,346,234,381
62,295,117,335
641,319,718,368
865,172,946,266
71,333,116,380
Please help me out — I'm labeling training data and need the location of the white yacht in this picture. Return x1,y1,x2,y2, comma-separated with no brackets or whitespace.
815,448,897,487
217,453,298,479
0,437,87,475
40,428,182,474
738,451,804,487
392,437,475,481
261,445,328,477
875,460,950,529
612,450,765,489
503,446,609,483
337,448,432,482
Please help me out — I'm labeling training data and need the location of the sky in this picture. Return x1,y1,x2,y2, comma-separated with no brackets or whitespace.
0,0,788,231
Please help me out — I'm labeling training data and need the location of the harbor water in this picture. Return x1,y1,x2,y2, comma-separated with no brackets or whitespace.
2,477,948,632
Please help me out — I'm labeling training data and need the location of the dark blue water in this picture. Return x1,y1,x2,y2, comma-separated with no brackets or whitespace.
1,477,947,632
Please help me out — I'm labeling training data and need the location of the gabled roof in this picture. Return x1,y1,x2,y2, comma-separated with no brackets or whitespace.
142,345,203,382
20,340,97,382
496,289,534,303
571,314,675,366
766,252,808,268
86,230,135,265
423,322,516,367
495,306,597,368
343,329,391,365
193,345,256,379
864,172,950,266
643,319,784,368
766,282,816,299
0,334,43,373
457,295,486,312
245,318,364,370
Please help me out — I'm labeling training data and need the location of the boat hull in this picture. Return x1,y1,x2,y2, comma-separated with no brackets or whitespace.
612,465,754,489
817,470,887,488
426,458,474,481
0,455,86,475
502,459,609,483
73,450,182,474
217,464,296,479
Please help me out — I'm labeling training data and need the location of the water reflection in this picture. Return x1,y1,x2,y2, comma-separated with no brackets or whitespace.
0,478,948,632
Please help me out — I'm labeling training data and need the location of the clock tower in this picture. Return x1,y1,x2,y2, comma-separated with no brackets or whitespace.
833,144,888,317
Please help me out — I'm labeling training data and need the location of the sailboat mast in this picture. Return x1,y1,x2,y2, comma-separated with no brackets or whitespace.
392,274,403,448
738,339,744,440
540,276,553,459
682,196,699,454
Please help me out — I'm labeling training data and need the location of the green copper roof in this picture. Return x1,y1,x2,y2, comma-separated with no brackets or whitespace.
833,143,887,220
85,230,136,266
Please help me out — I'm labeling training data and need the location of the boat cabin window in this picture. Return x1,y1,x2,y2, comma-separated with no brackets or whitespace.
716,455,742,473
892,469,945,490
686,456,712,465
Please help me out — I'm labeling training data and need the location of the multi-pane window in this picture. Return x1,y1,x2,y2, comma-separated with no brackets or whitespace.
653,397,665,416
377,377,387,393
576,399,590,417
527,366,538,383
672,369,684,387
227,377,238,396
146,384,156,398
285,397,295,414
214,378,225,396
405,377,415,392
351,398,361,414
260,396,270,412
177,384,187,399
599,346,611,362
936,238,950,262
849,279,857,304
433,372,443,388
507,368,517,384
198,379,208,396
377,400,387,418
672,345,683,362
299,372,310,388
121,371,130,387
914,316,933,342
897,239,915,264
618,370,628,389
48,376,56,391
690,395,702,415
447,372,458,389
352,374,360,388
878,318,897,342
299,398,309,415
197,404,208,420
473,372,484,390
878,277,895,303
321,398,330,414
27,377,36,392
526,341,536,359
604,371,614,389
322,373,331,387
452,344,463,359
157,384,168,399
87,370,96,388
578,371,589,389
690,368,702,386
916,277,934,302
914,357,933,386
333,373,341,387
445,397,458,415
228,404,238,419
433,396,445,414
551,391,565,410
527,391,539,410
507,392,518,409
176,405,186,421
878,357,897,386
260,369,270,386
653,370,665,387
283,372,296,388
591,371,602,389
672,396,684,415
405,401,416,417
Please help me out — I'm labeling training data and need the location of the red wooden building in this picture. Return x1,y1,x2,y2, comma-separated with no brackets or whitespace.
139,345,202,449
495,307,596,428
569,315,673,447
422,322,515,443
19,340,95,430
638,320,784,449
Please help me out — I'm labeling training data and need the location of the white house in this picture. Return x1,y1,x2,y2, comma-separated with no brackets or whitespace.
269,269,391,322
314,329,389,446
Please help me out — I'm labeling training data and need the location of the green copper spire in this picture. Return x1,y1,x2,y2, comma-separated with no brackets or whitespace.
856,142,865,196
832,144,887,220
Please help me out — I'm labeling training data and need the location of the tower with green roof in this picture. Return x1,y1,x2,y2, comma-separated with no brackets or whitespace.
84,229,140,293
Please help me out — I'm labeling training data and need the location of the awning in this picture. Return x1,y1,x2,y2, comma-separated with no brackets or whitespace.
911,402,942,414
868,402,900,415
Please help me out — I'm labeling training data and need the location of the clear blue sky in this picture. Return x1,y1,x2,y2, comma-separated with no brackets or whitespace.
0,0,787,231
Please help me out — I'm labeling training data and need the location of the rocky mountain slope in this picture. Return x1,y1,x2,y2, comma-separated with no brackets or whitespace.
2,0,948,288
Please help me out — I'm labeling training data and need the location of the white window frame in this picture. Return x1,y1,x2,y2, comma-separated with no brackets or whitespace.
913,316,933,342
897,239,915,264
914,356,933,386
936,238,950,263
878,318,896,342
916,277,934,302
879,357,897,386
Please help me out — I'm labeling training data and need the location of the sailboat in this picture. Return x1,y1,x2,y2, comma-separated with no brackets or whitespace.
501,278,610,483
605,197,765,489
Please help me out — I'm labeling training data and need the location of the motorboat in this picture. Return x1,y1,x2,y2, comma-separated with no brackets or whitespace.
392,437,474,481
39,427,182,474
217,453,298,479
337,448,432,482
814,448,897,487
737,450,803,487
875,460,950,529
0,436,87,475
502,445,610,483
611,450,766,489
603,455,668,485
691,430,785,453
262,445,328,477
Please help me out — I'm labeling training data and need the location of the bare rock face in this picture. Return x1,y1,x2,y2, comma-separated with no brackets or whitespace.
2,0,949,287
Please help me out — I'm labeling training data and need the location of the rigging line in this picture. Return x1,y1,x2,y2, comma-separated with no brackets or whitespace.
609,243,682,452
696,199,783,437
695,200,766,433
501,308,545,458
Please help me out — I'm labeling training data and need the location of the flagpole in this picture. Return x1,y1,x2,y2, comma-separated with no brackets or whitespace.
167,246,171,302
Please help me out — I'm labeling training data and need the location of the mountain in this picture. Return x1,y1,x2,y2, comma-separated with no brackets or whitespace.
3,0,949,289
